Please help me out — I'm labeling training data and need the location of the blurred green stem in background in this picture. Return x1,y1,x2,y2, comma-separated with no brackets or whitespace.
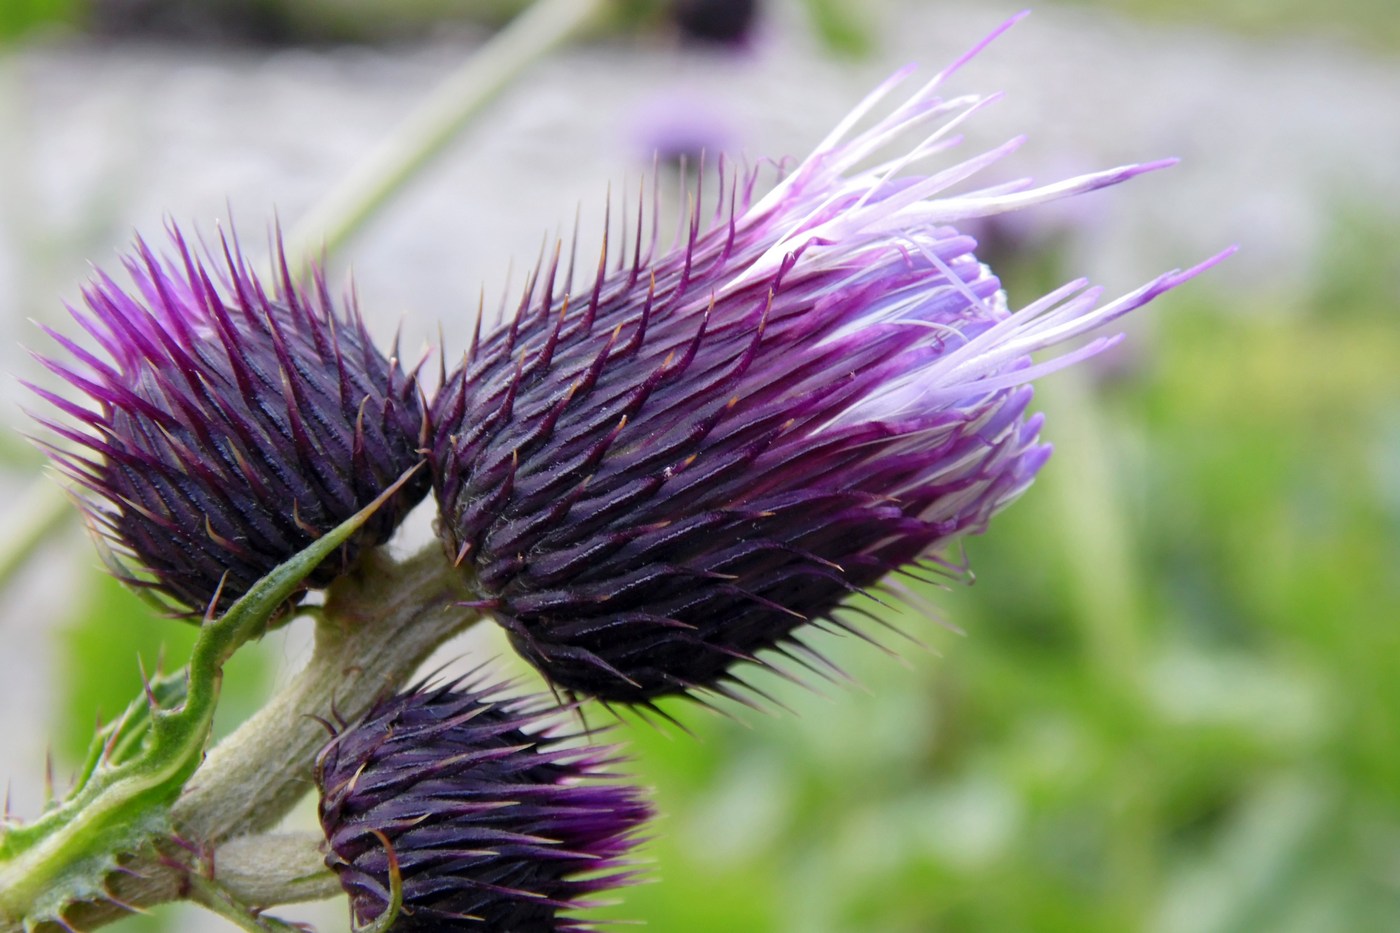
0,477,72,591
1038,369,1148,679
0,0,614,600
282,0,613,268
1036,369,1157,926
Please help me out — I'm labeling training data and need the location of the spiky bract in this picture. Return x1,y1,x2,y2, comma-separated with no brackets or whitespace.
315,678,651,932
431,17,1230,704
31,226,429,616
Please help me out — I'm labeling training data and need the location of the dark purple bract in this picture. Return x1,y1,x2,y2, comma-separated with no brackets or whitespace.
31,226,429,615
315,678,650,931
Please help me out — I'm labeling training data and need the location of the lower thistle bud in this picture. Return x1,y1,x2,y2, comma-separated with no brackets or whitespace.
429,18,1231,704
29,225,429,616
314,677,651,932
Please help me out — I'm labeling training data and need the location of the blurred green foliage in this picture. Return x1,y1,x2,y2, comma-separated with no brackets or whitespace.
0,0,77,40
1061,0,1400,52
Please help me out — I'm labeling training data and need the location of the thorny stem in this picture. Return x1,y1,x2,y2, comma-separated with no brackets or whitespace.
184,872,311,933
16,544,481,933
0,480,402,924
175,545,479,844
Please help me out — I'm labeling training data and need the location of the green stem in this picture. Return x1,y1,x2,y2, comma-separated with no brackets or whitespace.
214,832,343,906
1037,370,1156,923
0,479,71,592
0,478,412,928
185,873,309,933
32,543,480,933
282,0,611,268
1039,370,1146,683
173,545,479,844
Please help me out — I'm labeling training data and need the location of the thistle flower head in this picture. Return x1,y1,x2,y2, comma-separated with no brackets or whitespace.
315,677,651,932
431,16,1232,704
30,225,429,616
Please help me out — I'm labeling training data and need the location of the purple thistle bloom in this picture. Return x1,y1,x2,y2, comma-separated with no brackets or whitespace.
315,677,651,932
29,226,429,616
430,16,1232,704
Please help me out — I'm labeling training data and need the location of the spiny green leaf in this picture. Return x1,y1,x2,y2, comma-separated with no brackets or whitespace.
0,465,421,925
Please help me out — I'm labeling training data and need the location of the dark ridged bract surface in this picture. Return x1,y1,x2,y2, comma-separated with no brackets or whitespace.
32,226,429,615
430,35,1228,703
315,678,651,932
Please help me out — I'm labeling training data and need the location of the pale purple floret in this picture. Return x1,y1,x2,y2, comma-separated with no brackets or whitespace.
315,677,651,932
430,14,1233,704
29,227,429,616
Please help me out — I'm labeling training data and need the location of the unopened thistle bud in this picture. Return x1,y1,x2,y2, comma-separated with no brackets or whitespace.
430,17,1232,703
315,678,651,932
31,226,429,615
